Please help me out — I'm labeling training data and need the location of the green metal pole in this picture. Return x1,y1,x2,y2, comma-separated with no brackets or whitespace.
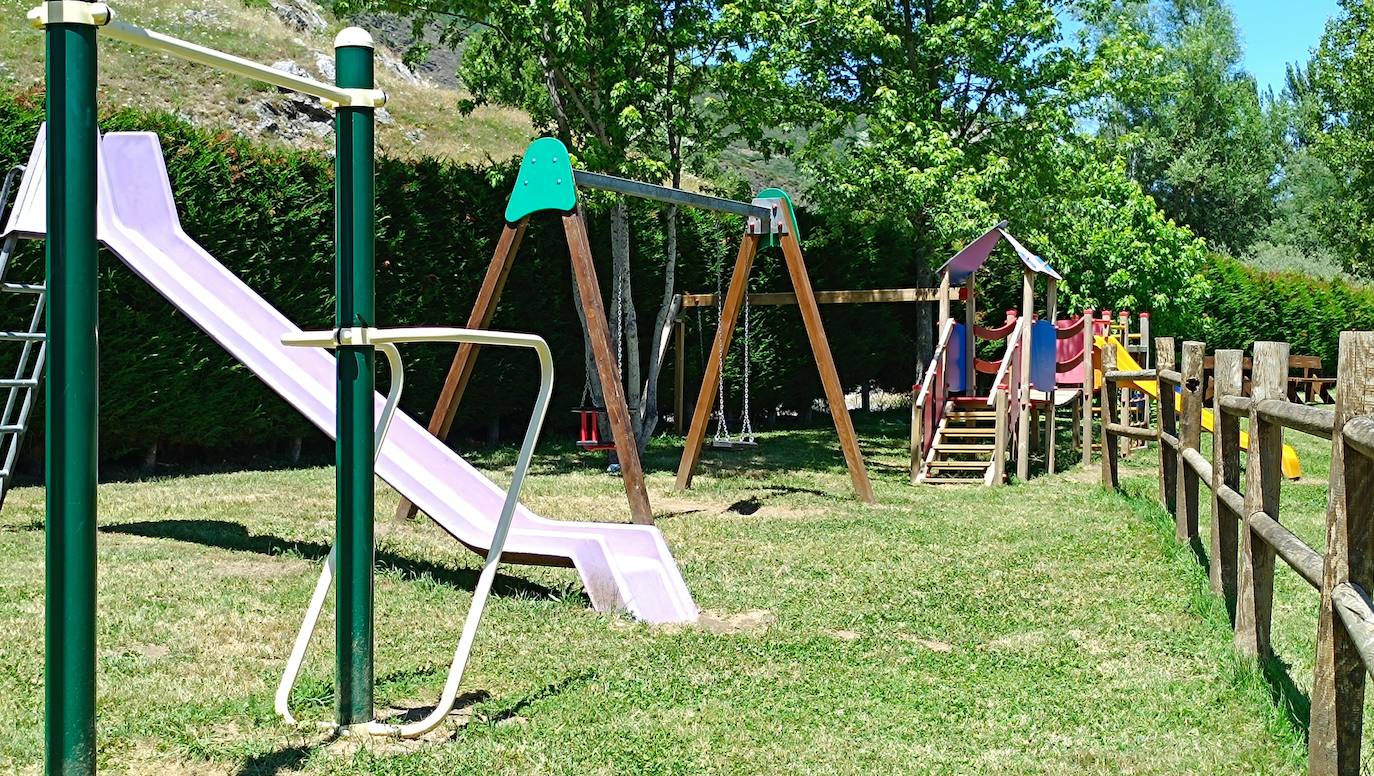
44,6,100,775
333,26,376,727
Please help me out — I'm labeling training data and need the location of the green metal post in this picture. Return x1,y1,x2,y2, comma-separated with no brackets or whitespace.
44,6,100,774
333,27,376,727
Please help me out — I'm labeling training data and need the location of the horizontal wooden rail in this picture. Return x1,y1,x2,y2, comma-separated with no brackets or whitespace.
1254,399,1335,440
1332,583,1374,678
1217,482,1244,518
1344,416,1374,462
1250,511,1324,590
1105,369,1156,382
1107,423,1158,440
680,287,959,308
1182,447,1212,484
1101,332,1374,774
1220,395,1251,417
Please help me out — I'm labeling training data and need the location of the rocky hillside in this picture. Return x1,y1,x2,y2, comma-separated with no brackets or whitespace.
0,0,533,162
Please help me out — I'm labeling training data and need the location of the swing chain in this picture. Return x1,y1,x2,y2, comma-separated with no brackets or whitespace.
740,295,754,443
713,264,731,444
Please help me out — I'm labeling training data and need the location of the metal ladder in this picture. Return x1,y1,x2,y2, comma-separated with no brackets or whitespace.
0,164,44,510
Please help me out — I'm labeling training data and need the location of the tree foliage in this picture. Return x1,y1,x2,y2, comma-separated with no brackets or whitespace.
1087,0,1282,256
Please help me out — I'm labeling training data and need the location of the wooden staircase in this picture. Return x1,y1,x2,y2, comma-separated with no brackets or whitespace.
917,397,1003,484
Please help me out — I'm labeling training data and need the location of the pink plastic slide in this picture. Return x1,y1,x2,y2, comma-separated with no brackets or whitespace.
4,130,697,623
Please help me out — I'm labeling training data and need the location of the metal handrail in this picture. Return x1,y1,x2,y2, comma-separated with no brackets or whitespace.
275,326,554,739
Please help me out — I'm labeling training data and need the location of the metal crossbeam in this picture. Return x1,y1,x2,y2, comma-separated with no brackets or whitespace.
572,169,772,222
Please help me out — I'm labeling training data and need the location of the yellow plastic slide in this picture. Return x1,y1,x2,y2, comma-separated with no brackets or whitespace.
1094,336,1302,479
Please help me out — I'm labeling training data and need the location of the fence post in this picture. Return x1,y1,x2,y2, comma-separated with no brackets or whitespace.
1156,337,1177,516
1309,332,1374,776
1082,309,1095,467
1100,344,1119,490
1235,341,1288,660
1177,341,1205,542
1210,350,1243,606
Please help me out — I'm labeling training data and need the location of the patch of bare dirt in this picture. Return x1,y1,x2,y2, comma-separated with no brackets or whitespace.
696,609,776,635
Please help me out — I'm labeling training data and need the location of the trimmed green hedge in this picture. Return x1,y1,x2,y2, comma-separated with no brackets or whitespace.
5,87,1353,468
0,92,924,465
1199,256,1374,370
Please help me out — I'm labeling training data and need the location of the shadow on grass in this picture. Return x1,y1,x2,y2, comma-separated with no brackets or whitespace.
238,743,316,776
1262,654,1312,741
1116,478,1312,750
487,669,595,725
383,690,490,724
100,519,579,604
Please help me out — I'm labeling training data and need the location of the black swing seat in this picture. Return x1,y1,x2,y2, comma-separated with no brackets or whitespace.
709,438,758,451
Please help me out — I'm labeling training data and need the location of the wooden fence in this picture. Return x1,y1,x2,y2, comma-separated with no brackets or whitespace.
1098,332,1374,776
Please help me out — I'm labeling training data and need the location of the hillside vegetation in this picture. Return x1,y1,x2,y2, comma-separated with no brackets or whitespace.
0,0,534,162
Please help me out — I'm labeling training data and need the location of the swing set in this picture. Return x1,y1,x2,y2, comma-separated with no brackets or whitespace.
403,140,817,523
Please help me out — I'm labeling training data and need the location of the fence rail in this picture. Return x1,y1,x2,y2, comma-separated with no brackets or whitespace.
1097,331,1374,776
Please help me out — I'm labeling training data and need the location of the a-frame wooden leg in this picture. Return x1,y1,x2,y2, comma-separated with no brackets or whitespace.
563,209,655,525
675,235,760,491
396,219,527,521
778,231,876,504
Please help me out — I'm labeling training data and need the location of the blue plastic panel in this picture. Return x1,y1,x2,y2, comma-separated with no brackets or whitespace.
1030,320,1058,392
946,323,968,392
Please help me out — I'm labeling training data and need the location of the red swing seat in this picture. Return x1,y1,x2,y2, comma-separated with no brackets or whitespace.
573,406,616,451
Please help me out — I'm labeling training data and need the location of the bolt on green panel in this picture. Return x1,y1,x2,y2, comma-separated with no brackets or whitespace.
756,187,799,247
504,137,578,223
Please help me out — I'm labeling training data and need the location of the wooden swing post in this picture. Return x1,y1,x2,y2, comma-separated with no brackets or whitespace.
674,193,875,504
402,140,654,525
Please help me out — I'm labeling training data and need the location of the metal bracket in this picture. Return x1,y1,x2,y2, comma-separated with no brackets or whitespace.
28,1,112,27
746,197,790,237
321,88,388,110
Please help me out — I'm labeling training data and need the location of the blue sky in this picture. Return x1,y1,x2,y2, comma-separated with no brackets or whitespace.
1230,0,1339,95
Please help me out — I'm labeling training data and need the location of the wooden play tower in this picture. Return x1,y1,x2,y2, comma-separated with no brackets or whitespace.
910,223,1094,485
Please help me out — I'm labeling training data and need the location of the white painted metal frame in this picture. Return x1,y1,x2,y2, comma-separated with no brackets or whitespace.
276,326,554,738
27,2,386,108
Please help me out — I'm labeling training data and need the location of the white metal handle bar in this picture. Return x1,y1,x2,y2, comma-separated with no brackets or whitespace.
28,2,385,108
275,326,554,738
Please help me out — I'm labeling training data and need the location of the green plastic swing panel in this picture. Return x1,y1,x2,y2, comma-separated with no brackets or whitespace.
756,187,799,247
504,137,579,223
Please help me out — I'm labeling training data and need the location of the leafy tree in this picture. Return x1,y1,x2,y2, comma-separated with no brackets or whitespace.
1087,0,1282,256
724,0,1101,366
1295,0,1374,278
344,0,743,447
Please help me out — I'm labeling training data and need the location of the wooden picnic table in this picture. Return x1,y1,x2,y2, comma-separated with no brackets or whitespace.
1202,353,1335,404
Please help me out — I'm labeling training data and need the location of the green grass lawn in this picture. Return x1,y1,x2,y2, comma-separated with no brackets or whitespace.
0,413,1310,774
1111,411,1374,771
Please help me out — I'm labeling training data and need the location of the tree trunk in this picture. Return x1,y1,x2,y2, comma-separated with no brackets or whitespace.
913,224,935,373
609,200,641,447
637,203,680,453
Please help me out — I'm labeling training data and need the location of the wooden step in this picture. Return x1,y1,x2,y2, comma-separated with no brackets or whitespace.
933,443,994,454
940,428,995,438
944,410,997,421
922,475,986,484
926,460,990,471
